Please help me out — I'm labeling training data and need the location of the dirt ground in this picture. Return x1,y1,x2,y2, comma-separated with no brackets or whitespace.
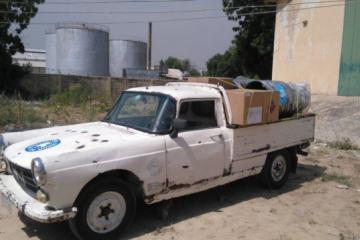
0,95,359,240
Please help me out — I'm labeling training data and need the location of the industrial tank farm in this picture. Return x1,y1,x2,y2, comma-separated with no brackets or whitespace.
45,29,57,74
55,23,110,76
44,22,148,77
110,39,147,77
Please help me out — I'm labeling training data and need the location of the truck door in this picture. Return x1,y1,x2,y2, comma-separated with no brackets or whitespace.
165,99,226,189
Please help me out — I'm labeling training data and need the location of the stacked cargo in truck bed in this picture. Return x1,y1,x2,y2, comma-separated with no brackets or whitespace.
188,77,310,127
188,77,280,126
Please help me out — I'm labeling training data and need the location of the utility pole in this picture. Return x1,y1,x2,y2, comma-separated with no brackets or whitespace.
147,22,152,70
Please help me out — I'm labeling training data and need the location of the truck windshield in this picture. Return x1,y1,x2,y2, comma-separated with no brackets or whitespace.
104,92,176,134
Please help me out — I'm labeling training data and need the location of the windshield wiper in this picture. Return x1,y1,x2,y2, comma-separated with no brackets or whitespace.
103,120,145,132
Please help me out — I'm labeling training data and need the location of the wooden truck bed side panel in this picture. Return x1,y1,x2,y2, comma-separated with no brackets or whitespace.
232,115,315,161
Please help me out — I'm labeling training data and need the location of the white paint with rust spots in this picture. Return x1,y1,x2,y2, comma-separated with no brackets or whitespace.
0,82,315,224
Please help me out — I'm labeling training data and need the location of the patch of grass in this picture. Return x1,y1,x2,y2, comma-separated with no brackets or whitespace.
328,138,359,151
0,89,110,131
0,94,46,128
354,164,360,175
82,104,103,122
47,85,92,107
46,86,110,123
321,172,352,187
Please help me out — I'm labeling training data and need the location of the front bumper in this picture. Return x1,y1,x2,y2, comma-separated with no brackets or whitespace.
0,174,77,223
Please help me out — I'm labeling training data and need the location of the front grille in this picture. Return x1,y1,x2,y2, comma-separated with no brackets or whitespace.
9,162,39,197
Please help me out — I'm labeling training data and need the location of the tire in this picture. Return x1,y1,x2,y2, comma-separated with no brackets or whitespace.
69,179,136,240
260,150,291,189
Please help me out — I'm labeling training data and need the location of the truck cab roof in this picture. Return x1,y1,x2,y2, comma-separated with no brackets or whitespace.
127,82,223,101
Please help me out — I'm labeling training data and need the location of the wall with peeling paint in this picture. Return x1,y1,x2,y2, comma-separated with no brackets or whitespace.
272,0,345,95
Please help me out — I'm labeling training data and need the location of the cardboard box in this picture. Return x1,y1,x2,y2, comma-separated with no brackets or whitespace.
226,89,280,126
187,77,237,89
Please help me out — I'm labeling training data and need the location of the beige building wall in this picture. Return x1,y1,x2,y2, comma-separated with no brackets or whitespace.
272,0,345,95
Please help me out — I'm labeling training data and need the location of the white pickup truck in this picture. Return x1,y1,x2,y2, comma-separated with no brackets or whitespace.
0,82,315,240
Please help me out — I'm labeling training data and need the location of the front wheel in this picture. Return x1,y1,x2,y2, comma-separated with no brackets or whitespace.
69,179,136,240
260,150,291,189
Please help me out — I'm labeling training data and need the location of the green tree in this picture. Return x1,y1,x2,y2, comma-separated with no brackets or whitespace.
189,68,201,77
162,56,200,76
207,0,276,79
0,0,44,94
207,46,238,77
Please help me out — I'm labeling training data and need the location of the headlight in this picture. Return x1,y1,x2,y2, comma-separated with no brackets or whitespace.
31,158,47,186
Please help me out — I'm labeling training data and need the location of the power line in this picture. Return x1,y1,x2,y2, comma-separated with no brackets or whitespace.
0,0,194,4
224,0,349,9
0,0,353,15
0,0,345,15
0,2,349,25
0,0,349,6
0,8,223,15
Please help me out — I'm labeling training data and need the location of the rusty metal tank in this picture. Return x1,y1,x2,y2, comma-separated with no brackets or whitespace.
110,39,147,77
56,23,109,76
45,29,57,74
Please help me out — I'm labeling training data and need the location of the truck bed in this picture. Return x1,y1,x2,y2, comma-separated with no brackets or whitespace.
232,114,315,161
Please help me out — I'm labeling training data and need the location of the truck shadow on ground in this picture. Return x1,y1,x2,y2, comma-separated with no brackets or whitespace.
18,163,325,240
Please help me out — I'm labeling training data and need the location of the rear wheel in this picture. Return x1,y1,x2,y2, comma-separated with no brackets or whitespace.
69,179,136,240
260,150,291,189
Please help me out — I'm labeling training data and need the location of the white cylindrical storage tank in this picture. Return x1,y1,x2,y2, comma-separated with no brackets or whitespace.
45,29,57,74
56,23,109,76
110,39,147,77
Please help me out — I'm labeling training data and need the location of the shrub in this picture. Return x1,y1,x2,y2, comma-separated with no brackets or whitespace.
328,138,359,151
321,172,352,187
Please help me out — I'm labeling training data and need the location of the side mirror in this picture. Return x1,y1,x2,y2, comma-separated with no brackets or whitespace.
170,118,187,138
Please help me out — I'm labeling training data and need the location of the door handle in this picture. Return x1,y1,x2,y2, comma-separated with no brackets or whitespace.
211,134,223,141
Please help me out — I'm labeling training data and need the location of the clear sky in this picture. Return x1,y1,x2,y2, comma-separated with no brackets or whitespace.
21,0,237,70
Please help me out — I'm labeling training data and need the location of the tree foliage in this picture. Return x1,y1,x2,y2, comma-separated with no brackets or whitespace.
207,0,276,79
0,0,44,94
161,57,201,77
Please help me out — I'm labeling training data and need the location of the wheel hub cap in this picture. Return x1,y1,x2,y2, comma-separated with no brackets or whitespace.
87,191,126,234
271,156,286,182
98,203,115,220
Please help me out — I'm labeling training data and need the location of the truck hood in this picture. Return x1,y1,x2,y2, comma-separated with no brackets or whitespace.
4,122,153,170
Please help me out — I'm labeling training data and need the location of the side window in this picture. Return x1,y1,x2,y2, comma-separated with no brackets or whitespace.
178,100,218,130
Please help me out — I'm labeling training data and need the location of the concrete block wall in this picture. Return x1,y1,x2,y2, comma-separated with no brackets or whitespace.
19,73,173,100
